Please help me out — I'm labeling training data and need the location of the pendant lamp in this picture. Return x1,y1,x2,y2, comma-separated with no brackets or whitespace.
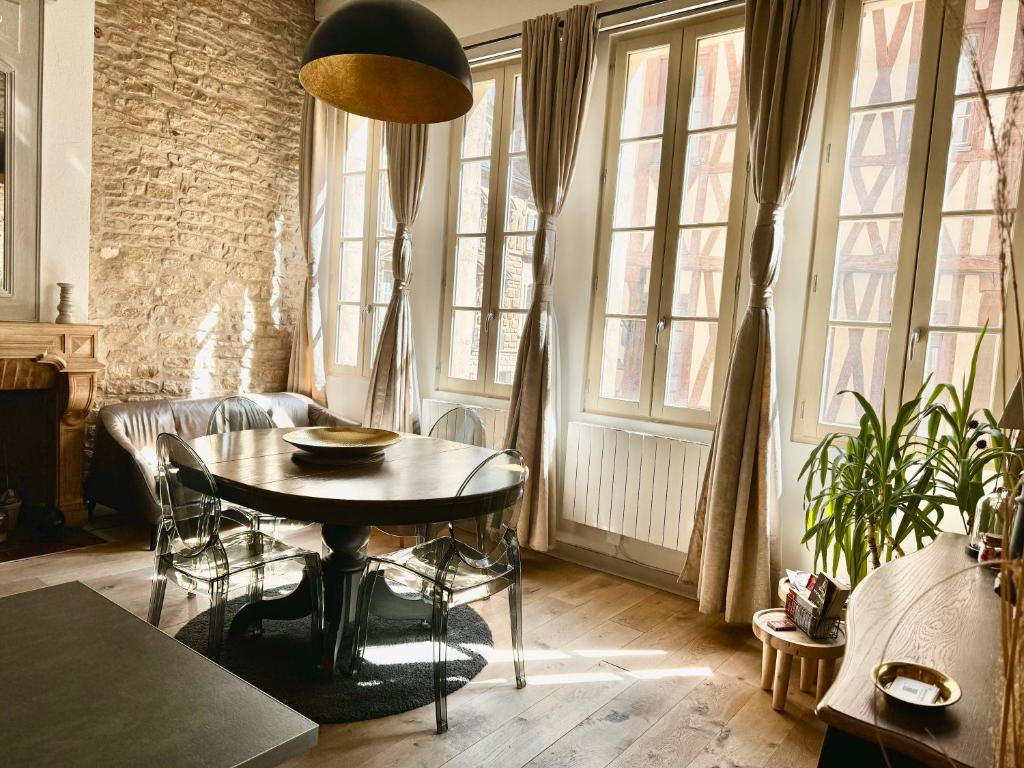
299,0,473,124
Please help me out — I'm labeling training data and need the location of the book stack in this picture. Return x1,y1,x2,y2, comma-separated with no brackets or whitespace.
785,571,850,639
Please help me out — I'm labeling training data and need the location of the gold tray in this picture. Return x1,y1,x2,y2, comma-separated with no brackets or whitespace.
282,427,401,456
872,661,962,708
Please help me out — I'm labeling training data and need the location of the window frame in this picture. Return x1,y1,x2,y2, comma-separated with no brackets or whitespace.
793,0,1024,444
584,12,749,427
438,59,532,398
326,113,393,379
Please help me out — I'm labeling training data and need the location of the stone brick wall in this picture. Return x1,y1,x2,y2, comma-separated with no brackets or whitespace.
89,0,315,405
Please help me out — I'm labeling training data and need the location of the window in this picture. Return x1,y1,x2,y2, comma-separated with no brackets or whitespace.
585,14,748,425
439,61,537,397
795,0,1024,441
327,112,396,376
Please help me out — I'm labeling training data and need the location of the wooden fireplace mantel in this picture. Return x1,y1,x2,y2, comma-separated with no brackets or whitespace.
0,321,105,526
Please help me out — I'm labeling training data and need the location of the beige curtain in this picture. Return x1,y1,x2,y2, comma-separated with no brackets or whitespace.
363,122,428,433
681,0,829,623
287,94,328,405
503,5,598,551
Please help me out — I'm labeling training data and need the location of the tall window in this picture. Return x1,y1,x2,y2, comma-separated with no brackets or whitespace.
585,14,747,425
439,61,537,397
794,0,1024,441
328,113,396,376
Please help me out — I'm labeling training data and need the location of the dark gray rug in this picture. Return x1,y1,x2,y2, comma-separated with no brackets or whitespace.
174,588,492,724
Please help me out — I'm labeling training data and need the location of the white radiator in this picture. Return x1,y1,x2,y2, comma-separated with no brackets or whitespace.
420,398,508,451
561,421,710,553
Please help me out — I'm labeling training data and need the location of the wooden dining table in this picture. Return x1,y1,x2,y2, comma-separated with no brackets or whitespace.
188,427,520,678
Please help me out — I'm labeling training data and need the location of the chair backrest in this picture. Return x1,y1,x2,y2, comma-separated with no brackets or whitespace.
449,449,528,569
207,395,274,436
428,406,487,447
156,433,222,558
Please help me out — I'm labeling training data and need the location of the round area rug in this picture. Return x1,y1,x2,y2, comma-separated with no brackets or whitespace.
174,589,492,724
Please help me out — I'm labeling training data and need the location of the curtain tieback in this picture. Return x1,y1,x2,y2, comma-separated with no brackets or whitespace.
394,280,411,295
748,202,782,309
534,284,554,304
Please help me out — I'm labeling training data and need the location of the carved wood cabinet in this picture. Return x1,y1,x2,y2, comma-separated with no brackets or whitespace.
0,321,104,526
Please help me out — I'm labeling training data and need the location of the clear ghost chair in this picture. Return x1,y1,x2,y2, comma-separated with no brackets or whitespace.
146,433,323,662
350,449,529,733
427,406,487,447
207,395,284,534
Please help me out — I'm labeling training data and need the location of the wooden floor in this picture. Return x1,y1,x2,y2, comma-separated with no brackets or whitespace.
0,522,825,768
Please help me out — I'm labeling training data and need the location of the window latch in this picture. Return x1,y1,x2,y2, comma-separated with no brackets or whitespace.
907,326,925,361
485,310,496,330
655,317,667,347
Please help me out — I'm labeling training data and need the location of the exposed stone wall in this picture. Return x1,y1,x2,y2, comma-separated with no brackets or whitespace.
89,0,315,404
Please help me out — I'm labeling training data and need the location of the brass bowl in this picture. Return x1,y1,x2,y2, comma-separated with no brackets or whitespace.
872,661,962,708
282,427,401,456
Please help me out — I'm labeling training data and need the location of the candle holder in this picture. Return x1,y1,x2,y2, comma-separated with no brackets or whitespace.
55,282,74,324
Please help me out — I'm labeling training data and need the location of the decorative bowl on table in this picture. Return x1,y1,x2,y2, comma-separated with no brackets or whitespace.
872,661,962,708
282,427,401,459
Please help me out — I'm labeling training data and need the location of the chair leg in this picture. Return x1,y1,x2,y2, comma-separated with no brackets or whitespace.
509,562,526,689
247,566,265,636
147,558,170,627
207,578,229,661
148,525,159,551
431,590,450,734
305,554,325,671
349,561,378,677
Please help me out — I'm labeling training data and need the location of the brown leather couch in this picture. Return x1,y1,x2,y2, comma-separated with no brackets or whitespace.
85,392,356,545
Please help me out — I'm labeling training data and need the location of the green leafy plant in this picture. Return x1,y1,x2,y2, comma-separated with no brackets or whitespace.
800,383,945,588
926,328,1010,534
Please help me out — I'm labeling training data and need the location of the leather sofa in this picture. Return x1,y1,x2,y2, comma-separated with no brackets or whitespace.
85,392,356,546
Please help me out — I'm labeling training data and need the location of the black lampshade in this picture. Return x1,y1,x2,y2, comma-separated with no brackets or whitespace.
300,0,473,124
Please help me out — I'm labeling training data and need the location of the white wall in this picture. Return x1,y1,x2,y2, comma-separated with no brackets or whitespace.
322,0,832,573
39,0,95,323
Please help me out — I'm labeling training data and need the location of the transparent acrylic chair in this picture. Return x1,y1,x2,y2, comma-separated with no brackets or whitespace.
350,449,529,733
427,406,487,447
207,395,285,534
146,433,324,662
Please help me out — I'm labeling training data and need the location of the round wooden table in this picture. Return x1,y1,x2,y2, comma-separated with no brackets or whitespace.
188,428,520,678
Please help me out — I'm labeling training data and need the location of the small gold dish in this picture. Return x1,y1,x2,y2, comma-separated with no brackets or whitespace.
872,661,961,708
282,427,401,456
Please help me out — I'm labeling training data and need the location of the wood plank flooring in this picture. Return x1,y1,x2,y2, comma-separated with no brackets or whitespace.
0,522,825,768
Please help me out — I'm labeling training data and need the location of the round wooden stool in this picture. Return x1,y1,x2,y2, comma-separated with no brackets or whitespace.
752,608,846,712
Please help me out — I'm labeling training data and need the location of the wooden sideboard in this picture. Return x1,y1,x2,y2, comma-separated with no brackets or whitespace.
0,321,104,526
816,533,1003,767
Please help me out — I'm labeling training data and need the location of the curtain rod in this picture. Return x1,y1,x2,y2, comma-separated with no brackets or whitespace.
463,0,740,52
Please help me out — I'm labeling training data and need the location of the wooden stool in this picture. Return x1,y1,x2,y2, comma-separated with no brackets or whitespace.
752,608,846,712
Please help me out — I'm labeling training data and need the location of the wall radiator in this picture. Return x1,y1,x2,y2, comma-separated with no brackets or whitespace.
561,421,710,553
420,398,508,451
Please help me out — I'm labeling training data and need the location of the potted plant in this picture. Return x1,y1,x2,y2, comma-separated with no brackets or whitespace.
800,382,945,589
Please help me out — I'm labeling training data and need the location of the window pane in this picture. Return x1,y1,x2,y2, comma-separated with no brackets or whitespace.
370,305,387,364
341,174,365,237
955,0,1024,95
613,139,662,228
599,318,646,401
819,325,890,426
680,129,735,224
672,227,725,317
607,231,654,315
924,330,999,407
378,175,396,237
510,75,527,154
339,240,362,303
931,215,1003,327
344,114,370,172
501,235,534,310
453,237,485,307
462,79,496,158
689,32,743,130
457,160,490,234
839,107,914,216
449,310,481,380
621,45,670,139
664,320,716,410
494,311,527,385
830,219,901,323
851,0,925,107
335,304,361,367
374,239,393,303
505,156,537,231
942,95,1024,213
